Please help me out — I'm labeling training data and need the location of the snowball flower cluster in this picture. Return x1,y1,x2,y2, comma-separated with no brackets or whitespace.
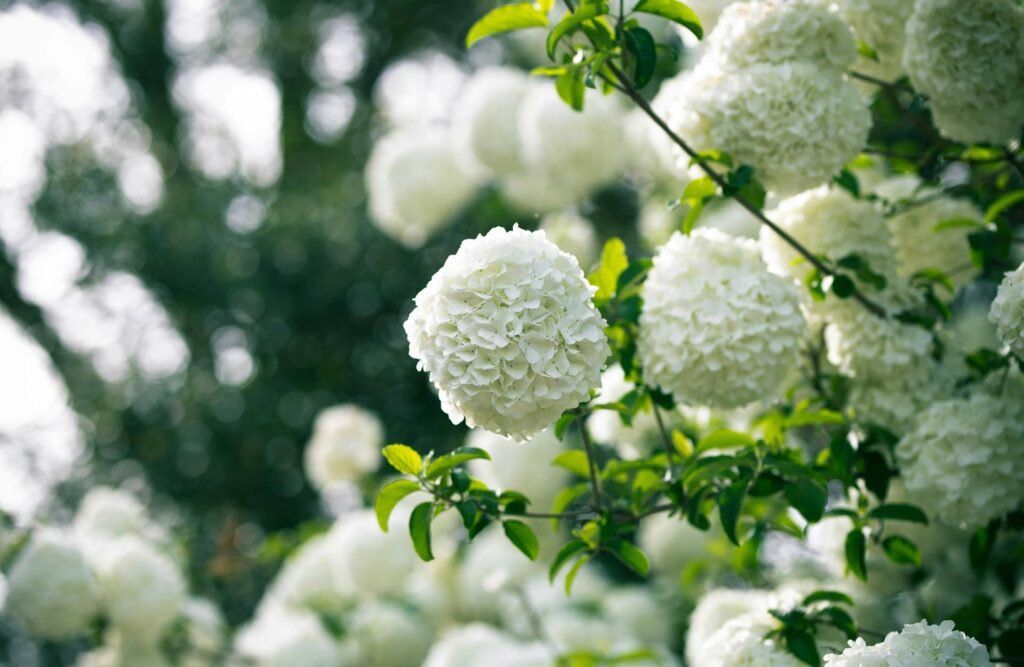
824,620,993,666
303,403,383,490
344,601,435,667
3,531,99,639
405,225,609,439
72,486,159,564
98,537,187,642
365,126,477,248
761,186,896,286
639,229,805,409
833,0,914,80
990,262,1024,357
874,175,980,287
467,427,568,511
451,67,531,178
897,393,1024,527
903,0,1024,144
329,509,417,597
424,624,548,667
694,612,805,667
664,62,870,195
538,210,600,271
704,0,856,72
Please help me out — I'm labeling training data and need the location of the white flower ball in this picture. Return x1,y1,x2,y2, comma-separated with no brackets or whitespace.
516,84,626,201
499,169,585,213
601,586,673,646
451,67,531,179
405,225,609,439
73,486,156,565
638,511,713,577
761,186,897,285
695,611,805,667
365,126,477,248
98,537,186,643
4,531,99,639
896,393,1024,527
686,589,780,664
874,175,981,287
664,61,870,195
423,624,516,667
833,0,914,80
235,608,341,667
329,509,416,597
824,620,993,666
639,229,805,408
266,533,351,614
466,427,568,512
847,355,962,434
903,0,1024,144
586,364,660,458
181,598,227,667
705,0,856,72
539,210,600,271
990,262,1024,357
456,527,543,622
344,601,434,667
303,404,383,490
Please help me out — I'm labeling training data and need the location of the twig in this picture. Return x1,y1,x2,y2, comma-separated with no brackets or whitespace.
848,70,911,92
576,408,604,510
651,402,676,478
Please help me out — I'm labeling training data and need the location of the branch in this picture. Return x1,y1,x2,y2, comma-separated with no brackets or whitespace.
575,408,605,510
848,70,911,92
651,402,677,478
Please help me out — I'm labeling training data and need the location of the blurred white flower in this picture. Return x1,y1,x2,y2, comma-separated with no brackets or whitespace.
264,533,351,614
4,530,99,639
451,67,532,179
990,262,1024,357
303,404,383,490
639,229,805,408
601,586,673,647
98,537,186,643
423,624,516,667
694,610,804,667
405,225,609,439
586,364,659,459
638,511,713,578
456,527,543,622
686,588,783,664
467,427,568,512
903,0,1024,144
329,509,417,598
833,0,914,80
896,392,1024,527
343,601,434,667
373,51,466,128
365,126,477,248
234,607,341,667
539,210,600,271
73,486,155,563
824,620,993,666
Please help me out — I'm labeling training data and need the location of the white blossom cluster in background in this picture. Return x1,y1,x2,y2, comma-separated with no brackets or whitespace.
824,621,993,666
303,403,384,493
2,487,224,665
991,263,1024,357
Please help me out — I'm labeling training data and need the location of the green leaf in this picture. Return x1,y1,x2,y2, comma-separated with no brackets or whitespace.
784,409,845,428
985,189,1024,223
718,479,748,546
564,553,592,594
882,535,921,566
632,0,702,39
682,175,717,201
867,503,928,525
784,478,828,523
503,520,540,560
856,40,879,61
550,484,588,529
696,429,756,453
549,539,589,582
374,479,421,531
382,444,423,476
546,1,608,58
606,540,650,577
681,198,704,235
844,528,867,580
969,522,998,572
623,27,657,88
802,590,855,607
817,606,858,640
934,217,984,232
466,3,550,48
555,69,586,111
832,169,860,197
782,627,820,667
588,238,629,302
554,412,577,440
830,274,856,299
425,447,491,479
409,502,434,561
553,450,591,478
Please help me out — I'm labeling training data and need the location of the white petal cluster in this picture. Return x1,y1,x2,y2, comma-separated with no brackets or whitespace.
365,126,477,248
896,393,1024,527
235,608,341,667
424,624,548,667
761,186,897,285
639,229,805,408
329,509,417,597
824,620,993,666
265,533,351,614
451,67,531,179
687,588,801,665
990,262,1024,357
705,0,856,72
344,601,434,667
455,527,543,621
511,84,625,209
405,225,609,439
98,537,187,643
694,611,805,667
72,486,159,565
903,0,1024,144
303,403,383,490
833,0,914,80
467,427,568,512
539,210,600,271
3,531,99,639
664,62,870,195
847,353,962,434
874,175,981,287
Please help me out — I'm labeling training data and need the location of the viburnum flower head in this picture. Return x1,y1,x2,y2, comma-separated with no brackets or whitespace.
896,393,1024,527
664,61,870,195
97,537,187,643
344,601,434,667
990,262,1024,357
303,403,383,490
903,0,1024,144
405,225,609,439
451,66,531,179
694,611,806,667
824,620,993,666
329,509,417,597
3,530,99,639
704,0,856,72
639,229,805,409
365,125,477,248
833,0,914,80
